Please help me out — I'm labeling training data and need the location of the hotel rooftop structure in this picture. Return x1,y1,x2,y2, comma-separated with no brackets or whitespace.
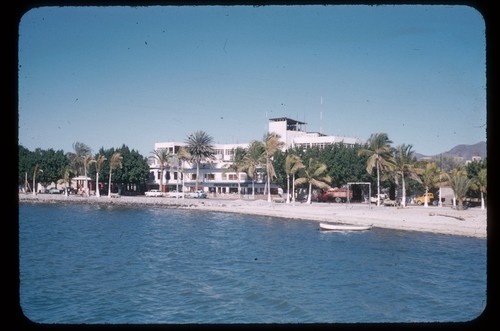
268,117,364,150
147,117,364,196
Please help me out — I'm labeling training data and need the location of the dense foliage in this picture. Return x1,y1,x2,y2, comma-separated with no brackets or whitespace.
19,143,150,194
18,133,487,208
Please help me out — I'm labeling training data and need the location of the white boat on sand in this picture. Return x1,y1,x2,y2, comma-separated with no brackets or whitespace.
319,222,372,231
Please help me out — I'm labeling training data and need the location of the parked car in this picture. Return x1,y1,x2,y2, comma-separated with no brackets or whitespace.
383,198,400,207
187,190,207,199
370,193,388,204
316,188,353,203
414,193,444,206
145,189,164,197
166,191,184,198
48,188,62,194
66,187,77,195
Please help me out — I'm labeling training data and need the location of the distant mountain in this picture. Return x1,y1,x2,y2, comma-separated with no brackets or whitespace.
415,141,486,163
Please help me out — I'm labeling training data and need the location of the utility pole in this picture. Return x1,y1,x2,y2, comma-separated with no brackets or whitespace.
320,96,323,134
439,153,443,207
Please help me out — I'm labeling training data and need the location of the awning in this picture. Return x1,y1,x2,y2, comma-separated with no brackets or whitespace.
184,182,249,188
73,176,92,180
184,182,279,188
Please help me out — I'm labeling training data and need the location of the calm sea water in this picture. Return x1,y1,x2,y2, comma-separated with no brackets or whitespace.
18,203,487,324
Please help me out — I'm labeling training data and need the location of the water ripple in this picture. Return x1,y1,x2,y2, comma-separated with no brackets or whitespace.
19,203,486,324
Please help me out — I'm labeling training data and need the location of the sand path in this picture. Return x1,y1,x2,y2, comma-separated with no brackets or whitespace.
18,194,487,238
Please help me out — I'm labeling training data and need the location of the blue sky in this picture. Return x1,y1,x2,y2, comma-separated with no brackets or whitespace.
18,5,486,157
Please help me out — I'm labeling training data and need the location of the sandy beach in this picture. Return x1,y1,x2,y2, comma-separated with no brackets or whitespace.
18,193,487,239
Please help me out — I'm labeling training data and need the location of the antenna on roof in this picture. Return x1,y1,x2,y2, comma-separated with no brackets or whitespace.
320,96,323,134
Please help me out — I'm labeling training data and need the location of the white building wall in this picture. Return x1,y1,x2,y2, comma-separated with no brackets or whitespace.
149,141,252,193
293,134,363,149
149,117,363,193
268,117,309,150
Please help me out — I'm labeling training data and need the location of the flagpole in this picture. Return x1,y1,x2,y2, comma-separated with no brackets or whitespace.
320,96,323,134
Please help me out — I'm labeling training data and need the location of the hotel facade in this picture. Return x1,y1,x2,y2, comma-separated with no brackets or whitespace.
147,117,364,196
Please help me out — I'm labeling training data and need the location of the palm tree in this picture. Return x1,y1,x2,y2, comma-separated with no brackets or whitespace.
82,155,94,196
420,162,442,207
223,147,247,198
149,149,171,193
393,144,420,207
285,154,304,203
241,140,265,198
57,165,74,197
295,157,332,204
70,141,92,176
91,154,107,197
263,132,284,202
185,130,216,192
449,173,472,210
446,167,464,207
107,152,123,197
358,133,394,206
176,147,191,198
436,167,450,207
67,142,92,194
476,168,487,210
32,164,42,195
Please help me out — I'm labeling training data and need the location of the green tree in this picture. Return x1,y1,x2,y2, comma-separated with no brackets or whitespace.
92,146,150,194
466,159,487,203
272,144,371,201
419,162,442,207
393,144,421,207
358,133,394,206
32,164,43,195
285,153,304,203
118,146,150,193
468,160,487,209
176,147,191,198
57,165,74,196
449,173,472,210
241,140,265,197
224,147,247,198
185,130,216,191
19,145,68,193
18,145,33,191
91,154,107,197
68,142,92,177
82,155,94,195
317,144,357,187
149,149,171,193
295,157,332,204
107,152,123,197
476,168,487,209
32,148,69,191
263,132,285,202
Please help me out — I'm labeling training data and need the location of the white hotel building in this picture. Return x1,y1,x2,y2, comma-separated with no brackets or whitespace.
147,117,364,196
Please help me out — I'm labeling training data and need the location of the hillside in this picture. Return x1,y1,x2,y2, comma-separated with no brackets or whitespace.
415,141,486,163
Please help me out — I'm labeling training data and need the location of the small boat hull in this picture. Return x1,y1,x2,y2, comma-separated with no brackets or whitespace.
319,222,372,231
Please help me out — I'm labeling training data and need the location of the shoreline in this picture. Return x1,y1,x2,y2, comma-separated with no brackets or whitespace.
18,194,487,239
